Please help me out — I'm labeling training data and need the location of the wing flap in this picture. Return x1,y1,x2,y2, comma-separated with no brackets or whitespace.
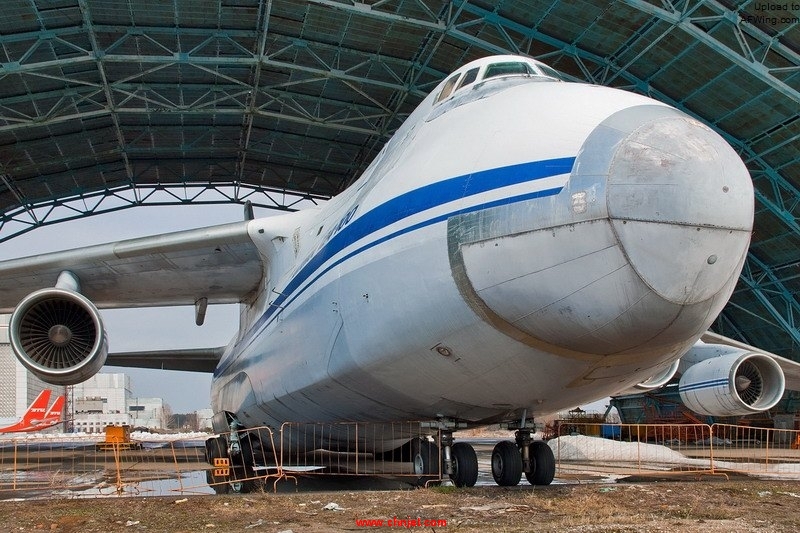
0,221,263,311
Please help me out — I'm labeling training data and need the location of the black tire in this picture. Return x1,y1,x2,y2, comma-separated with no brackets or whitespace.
206,433,255,468
412,438,440,477
205,469,257,494
491,440,522,486
234,434,255,468
525,440,555,486
375,440,415,462
450,442,478,488
205,436,227,466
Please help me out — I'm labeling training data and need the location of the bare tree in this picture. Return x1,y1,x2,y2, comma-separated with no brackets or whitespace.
160,403,174,430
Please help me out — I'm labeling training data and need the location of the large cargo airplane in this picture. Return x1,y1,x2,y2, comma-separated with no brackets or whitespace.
0,389,65,433
0,55,798,487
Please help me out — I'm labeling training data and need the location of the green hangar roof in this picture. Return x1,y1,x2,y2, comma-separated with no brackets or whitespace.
0,1,798,360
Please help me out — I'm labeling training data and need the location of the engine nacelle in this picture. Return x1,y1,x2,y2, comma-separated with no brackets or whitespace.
633,360,680,391
679,349,785,417
9,288,108,385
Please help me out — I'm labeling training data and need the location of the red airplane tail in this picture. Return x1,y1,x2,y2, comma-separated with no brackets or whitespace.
44,396,64,422
19,389,51,425
42,395,65,422
0,389,60,433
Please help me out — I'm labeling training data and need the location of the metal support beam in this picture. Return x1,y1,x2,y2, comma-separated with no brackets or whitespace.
737,253,800,347
0,182,326,244
621,0,800,105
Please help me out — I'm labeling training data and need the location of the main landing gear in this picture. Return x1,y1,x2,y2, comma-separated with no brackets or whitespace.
412,417,554,488
410,423,479,487
490,428,555,487
439,432,480,488
412,429,553,487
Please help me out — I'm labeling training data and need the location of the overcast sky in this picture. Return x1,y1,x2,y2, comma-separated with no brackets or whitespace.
0,202,267,413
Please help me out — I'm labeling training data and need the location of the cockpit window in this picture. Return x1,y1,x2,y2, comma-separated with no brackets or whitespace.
435,60,563,107
484,62,534,79
456,68,479,90
537,64,564,81
435,74,461,103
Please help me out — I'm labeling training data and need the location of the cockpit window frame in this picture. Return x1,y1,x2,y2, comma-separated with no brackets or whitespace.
536,63,564,81
434,60,563,106
435,74,461,104
483,61,535,80
456,67,480,91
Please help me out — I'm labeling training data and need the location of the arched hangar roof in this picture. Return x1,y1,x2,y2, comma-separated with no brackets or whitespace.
0,1,798,360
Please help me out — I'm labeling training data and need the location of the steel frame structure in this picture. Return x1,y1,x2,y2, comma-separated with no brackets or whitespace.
0,0,797,357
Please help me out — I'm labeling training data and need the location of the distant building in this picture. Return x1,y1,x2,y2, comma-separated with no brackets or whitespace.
72,373,133,433
128,397,166,430
197,408,214,431
0,315,65,426
1,315,203,433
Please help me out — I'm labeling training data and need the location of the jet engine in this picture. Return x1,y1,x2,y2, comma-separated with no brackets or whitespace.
678,347,785,417
9,285,107,386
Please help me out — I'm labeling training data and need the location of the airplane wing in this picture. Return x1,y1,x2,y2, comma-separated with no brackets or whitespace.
0,221,263,312
701,331,800,391
106,347,226,373
0,220,271,382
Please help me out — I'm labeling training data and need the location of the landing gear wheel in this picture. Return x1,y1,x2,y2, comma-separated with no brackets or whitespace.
412,438,440,477
450,442,478,488
206,469,257,494
205,435,228,465
204,435,257,494
525,441,555,486
232,434,255,468
491,440,522,486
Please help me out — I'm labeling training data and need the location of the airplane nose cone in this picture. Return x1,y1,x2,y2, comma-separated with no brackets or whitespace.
585,105,754,305
448,104,753,356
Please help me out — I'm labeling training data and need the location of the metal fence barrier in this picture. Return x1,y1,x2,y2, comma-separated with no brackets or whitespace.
1,421,800,498
279,421,441,479
708,423,800,478
553,422,800,480
0,434,211,497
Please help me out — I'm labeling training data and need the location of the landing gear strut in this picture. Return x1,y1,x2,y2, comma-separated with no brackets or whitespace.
441,431,478,487
205,420,254,469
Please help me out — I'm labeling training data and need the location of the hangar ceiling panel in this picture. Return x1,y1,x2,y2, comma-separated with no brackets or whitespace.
0,0,798,360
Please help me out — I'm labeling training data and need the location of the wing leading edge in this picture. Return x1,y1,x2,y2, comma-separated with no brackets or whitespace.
0,221,263,312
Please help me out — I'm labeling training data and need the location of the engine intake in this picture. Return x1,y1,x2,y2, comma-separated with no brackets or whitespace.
9,288,108,385
679,349,784,417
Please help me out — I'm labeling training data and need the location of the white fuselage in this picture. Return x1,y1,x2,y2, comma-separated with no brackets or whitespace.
210,56,754,436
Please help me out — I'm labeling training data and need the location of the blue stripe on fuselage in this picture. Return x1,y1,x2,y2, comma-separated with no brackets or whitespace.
215,156,576,376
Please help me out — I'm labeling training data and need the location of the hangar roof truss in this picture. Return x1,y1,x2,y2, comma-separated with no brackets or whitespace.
0,0,798,359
